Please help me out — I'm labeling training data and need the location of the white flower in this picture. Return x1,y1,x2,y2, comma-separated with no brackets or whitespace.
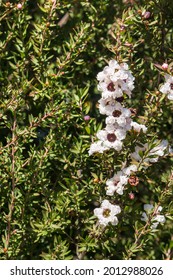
97,60,135,99
144,204,154,212
99,98,131,116
131,121,147,133
160,74,173,100
141,212,148,222
103,103,132,130
98,97,117,115
106,164,137,195
153,214,166,223
96,124,125,151
106,171,128,195
151,214,166,229
149,140,168,158
88,140,109,156
131,145,145,162
122,164,138,175
94,200,121,227
150,222,159,229
141,204,166,229
131,140,169,164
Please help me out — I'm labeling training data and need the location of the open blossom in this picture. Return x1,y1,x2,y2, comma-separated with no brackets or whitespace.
131,140,169,164
106,171,128,195
103,102,131,128
96,124,125,151
98,97,117,115
88,140,109,156
151,215,166,229
98,97,147,134
141,204,166,229
160,74,173,100
97,60,135,99
106,165,137,195
131,121,147,133
106,115,131,131
123,164,138,175
94,200,121,226
99,97,131,116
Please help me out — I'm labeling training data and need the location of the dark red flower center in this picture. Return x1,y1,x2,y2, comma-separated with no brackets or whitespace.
170,83,173,90
107,82,115,92
114,180,119,186
116,96,124,103
107,133,116,142
112,110,121,117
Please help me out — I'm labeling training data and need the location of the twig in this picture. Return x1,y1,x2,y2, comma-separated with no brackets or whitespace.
5,112,17,253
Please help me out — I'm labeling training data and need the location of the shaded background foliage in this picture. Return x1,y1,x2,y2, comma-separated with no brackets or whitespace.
0,0,173,259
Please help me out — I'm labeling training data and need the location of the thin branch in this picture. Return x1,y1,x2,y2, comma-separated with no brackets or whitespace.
5,112,17,252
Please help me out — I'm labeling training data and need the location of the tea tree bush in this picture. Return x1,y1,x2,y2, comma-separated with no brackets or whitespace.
0,0,173,260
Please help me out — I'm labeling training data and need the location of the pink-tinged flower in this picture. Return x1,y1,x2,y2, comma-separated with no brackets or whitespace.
94,200,121,227
84,115,90,121
129,192,135,199
161,63,168,70
17,3,22,9
142,11,151,19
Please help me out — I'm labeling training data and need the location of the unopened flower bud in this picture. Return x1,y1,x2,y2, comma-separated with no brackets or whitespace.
120,25,125,31
129,192,135,200
6,2,11,8
84,115,90,121
161,63,168,70
93,178,99,183
17,3,22,9
142,11,151,19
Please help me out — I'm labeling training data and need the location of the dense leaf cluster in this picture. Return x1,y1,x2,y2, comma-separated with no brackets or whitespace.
0,0,173,259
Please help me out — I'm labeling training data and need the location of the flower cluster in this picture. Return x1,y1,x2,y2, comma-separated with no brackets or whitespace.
106,164,137,196
97,60,135,99
141,204,166,229
89,59,169,228
89,60,147,156
89,60,145,226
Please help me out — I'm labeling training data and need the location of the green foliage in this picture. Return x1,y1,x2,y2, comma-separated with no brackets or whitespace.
0,0,173,260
